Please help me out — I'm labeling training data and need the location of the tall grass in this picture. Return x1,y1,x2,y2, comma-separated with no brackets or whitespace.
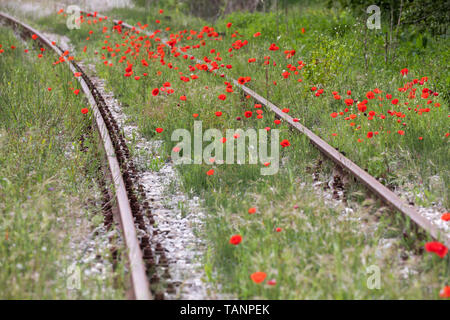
0,27,126,299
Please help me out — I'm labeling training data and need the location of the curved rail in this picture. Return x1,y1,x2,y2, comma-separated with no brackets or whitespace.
0,12,152,300
78,8,449,248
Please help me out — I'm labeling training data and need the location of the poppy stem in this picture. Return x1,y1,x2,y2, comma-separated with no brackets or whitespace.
384,31,388,64
363,20,368,73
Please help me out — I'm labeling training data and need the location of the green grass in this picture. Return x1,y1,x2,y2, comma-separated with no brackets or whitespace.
4,1,449,299
0,27,126,299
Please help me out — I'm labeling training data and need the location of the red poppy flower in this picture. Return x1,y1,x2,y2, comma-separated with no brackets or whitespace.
218,94,226,100
206,169,214,176
253,32,261,37
180,95,187,101
441,213,450,221
152,88,159,96
440,286,450,298
330,112,338,118
226,22,232,28
366,91,375,99
250,272,267,284
244,111,252,118
284,49,295,58
280,139,290,147
280,71,289,79
344,99,354,106
425,241,448,258
155,128,164,133
269,43,279,51
267,279,277,286
248,207,256,214
275,227,282,232
81,108,89,114
357,103,367,112
31,34,38,40
229,234,242,245
215,111,222,117
397,130,405,135
400,68,409,76
367,131,373,139
74,89,80,95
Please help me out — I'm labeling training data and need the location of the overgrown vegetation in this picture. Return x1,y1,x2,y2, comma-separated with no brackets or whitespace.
0,27,126,299
100,1,449,207
1,0,448,299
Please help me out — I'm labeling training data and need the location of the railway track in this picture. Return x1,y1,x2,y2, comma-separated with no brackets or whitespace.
0,6,447,300
78,9,449,248
0,12,161,300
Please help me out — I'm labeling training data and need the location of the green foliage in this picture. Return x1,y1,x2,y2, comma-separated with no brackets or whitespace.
336,0,450,35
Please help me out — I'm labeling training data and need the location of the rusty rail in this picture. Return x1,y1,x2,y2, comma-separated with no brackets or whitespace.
0,11,152,299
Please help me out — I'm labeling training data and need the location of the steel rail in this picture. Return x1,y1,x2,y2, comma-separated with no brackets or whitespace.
0,12,152,299
75,9,450,248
